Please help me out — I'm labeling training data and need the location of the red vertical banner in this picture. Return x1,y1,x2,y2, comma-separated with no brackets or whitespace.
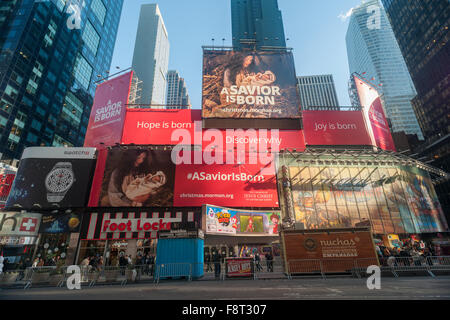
84,71,134,148
353,74,396,152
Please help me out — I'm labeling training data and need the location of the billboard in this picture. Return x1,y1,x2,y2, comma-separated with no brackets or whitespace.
89,147,280,209
203,205,281,236
0,212,42,237
122,108,305,151
302,110,372,146
81,209,202,240
353,74,396,151
173,152,279,208
84,71,134,148
202,50,301,120
283,229,379,273
39,212,82,234
90,148,176,208
5,148,97,210
121,109,201,145
287,164,448,235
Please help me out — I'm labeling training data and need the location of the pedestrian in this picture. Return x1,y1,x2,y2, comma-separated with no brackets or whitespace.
205,253,212,272
255,253,262,272
212,251,222,279
265,252,274,272
149,255,155,276
32,257,40,268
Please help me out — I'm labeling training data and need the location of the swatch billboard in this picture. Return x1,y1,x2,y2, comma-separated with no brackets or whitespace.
5,148,97,210
303,110,372,146
202,50,301,128
84,71,134,148
353,74,396,152
203,205,281,236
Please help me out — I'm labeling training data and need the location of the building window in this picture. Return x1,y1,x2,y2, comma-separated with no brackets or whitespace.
91,0,106,25
53,134,73,147
73,54,93,90
82,20,100,55
61,92,83,127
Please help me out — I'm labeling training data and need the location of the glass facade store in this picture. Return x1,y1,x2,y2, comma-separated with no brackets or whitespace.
278,149,449,236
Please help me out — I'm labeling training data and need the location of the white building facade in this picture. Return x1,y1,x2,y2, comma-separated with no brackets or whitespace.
132,4,170,107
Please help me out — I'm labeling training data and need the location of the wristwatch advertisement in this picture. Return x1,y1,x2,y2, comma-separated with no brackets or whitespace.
45,162,76,203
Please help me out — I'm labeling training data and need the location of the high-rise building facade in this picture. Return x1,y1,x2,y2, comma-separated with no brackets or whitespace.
231,0,286,50
346,0,424,140
166,70,191,109
381,0,449,161
132,4,169,107
297,75,340,108
0,0,123,163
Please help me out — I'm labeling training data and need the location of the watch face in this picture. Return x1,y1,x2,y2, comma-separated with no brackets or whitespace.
45,168,74,193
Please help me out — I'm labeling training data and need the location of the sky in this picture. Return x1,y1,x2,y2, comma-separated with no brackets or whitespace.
110,0,364,109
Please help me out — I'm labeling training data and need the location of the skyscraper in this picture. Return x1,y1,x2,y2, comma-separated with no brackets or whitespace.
132,4,169,107
0,0,123,163
231,0,286,50
297,75,340,108
166,70,191,109
346,0,424,140
381,0,449,164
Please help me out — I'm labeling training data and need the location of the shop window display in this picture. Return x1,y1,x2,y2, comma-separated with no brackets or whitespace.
35,234,70,266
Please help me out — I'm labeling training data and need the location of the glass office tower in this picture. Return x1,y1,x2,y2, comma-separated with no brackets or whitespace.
346,0,424,140
231,0,286,50
0,0,123,163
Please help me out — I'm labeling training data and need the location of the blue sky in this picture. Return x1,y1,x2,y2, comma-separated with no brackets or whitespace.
110,0,363,108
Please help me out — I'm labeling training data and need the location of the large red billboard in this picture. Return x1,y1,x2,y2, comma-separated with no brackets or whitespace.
121,108,305,151
173,151,278,208
88,147,279,209
302,110,372,146
353,74,396,152
84,71,134,148
122,109,201,145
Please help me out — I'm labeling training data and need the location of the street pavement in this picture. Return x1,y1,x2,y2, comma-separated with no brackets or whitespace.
1,276,450,300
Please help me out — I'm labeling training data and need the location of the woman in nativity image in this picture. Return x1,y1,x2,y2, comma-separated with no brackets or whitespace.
107,150,167,207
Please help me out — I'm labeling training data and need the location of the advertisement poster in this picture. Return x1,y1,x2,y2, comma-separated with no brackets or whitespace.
202,50,301,119
122,109,201,145
81,209,201,240
84,71,133,148
353,74,396,152
93,147,176,207
225,258,253,278
174,153,279,208
204,205,281,236
302,110,372,146
39,213,82,234
287,164,447,235
283,230,379,273
0,212,42,237
122,108,306,151
5,148,96,210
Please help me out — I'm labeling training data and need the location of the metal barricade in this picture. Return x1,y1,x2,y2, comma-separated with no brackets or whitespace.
426,256,450,275
287,259,323,279
392,256,433,277
254,260,288,280
0,270,20,287
154,263,193,284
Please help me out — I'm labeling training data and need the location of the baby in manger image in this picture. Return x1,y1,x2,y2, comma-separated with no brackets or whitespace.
101,149,173,207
